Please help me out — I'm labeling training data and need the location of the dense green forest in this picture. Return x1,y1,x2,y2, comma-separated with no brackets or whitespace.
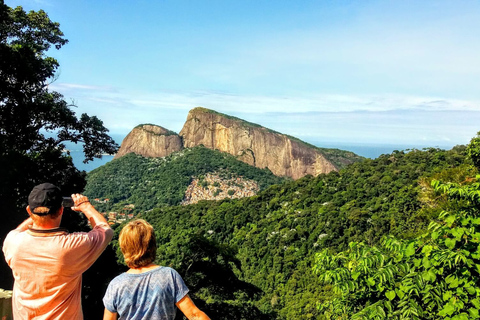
92,143,475,319
312,135,480,319
84,146,286,213
315,179,480,319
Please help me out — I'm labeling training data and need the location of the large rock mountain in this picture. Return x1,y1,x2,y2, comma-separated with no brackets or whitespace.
113,124,183,159
115,107,362,179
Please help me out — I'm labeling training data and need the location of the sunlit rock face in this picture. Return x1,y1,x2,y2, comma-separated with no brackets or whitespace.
114,124,183,159
179,107,338,179
115,108,361,179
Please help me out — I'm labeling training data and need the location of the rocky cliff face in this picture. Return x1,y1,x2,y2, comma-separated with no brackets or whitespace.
179,108,340,179
115,108,361,179
114,124,183,159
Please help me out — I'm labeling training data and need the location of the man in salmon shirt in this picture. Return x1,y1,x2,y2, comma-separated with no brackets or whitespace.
2,183,113,319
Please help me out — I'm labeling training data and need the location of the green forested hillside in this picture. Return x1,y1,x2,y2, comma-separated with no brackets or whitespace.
312,134,480,319
84,146,286,212
105,145,472,319
315,179,480,319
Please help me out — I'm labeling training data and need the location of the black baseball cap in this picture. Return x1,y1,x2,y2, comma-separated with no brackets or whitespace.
28,183,63,215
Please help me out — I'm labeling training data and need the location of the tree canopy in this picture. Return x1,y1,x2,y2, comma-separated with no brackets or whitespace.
0,3,118,204
84,146,286,212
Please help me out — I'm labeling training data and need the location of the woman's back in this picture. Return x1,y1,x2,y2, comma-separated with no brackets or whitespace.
103,266,188,320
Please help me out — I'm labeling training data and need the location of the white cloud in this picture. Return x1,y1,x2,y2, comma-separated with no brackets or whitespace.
50,83,116,92
51,82,479,147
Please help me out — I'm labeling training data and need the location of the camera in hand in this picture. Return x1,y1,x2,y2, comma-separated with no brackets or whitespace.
62,197,75,207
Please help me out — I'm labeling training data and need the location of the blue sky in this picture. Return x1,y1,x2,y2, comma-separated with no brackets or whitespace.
6,0,480,148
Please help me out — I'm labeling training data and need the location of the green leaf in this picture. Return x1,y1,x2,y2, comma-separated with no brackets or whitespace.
386,290,396,301
367,277,376,286
405,242,416,256
445,238,457,250
446,275,460,288
471,299,480,309
443,291,453,301
453,312,469,320
445,215,456,227
384,300,393,313
396,288,405,299
468,308,479,319
376,305,386,317
422,256,432,268
351,271,361,280
422,245,433,256
441,303,455,316
424,270,436,282
451,228,464,240
467,285,476,295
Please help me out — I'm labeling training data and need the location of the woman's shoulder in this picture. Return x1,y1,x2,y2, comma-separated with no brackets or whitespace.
109,266,182,284
155,266,182,277
147,266,177,278
109,272,131,284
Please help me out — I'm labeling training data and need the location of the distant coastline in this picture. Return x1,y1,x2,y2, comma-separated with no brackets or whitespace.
309,141,455,160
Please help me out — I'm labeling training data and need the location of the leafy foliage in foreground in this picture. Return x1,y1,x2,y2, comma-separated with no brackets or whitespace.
84,146,286,212
314,178,480,319
0,4,118,200
467,131,480,170
128,146,469,319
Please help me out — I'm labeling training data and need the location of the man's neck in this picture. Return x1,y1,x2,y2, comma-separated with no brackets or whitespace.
32,219,62,230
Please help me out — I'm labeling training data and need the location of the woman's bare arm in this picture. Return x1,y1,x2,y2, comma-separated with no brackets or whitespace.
103,308,118,320
176,295,210,320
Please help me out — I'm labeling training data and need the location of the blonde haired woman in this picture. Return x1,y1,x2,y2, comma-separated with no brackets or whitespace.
103,219,210,320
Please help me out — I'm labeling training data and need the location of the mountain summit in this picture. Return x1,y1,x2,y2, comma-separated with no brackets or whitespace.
113,124,182,159
115,107,362,179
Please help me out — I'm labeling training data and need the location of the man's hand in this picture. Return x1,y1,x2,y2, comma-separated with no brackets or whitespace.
71,194,109,228
71,194,92,212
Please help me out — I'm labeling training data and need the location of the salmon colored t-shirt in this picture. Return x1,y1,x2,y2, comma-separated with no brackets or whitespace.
2,223,113,320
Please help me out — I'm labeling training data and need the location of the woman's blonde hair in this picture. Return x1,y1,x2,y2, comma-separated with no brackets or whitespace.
119,219,157,268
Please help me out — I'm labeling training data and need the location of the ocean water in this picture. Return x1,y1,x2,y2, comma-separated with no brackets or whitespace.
63,141,115,172
313,142,454,159
68,140,455,172
72,153,115,172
